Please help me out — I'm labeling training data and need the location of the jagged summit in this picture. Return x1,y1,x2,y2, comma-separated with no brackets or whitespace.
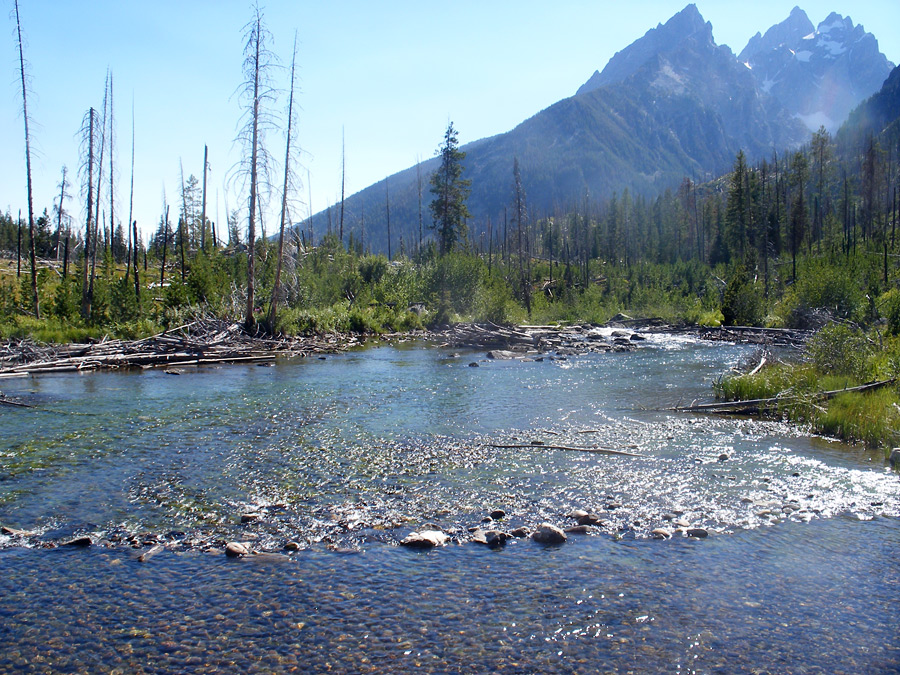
740,9,894,131
576,3,714,95
738,7,814,63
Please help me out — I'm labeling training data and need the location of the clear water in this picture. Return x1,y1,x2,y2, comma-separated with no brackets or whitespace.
1,336,899,673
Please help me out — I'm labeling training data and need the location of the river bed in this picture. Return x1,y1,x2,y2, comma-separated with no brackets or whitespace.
1,333,898,673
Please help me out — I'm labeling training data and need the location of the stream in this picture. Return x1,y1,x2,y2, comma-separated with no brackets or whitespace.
1,332,898,673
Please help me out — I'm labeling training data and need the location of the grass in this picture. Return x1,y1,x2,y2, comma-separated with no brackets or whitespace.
716,327,900,458
0,315,162,343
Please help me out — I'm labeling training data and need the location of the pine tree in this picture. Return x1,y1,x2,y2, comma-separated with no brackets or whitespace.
429,122,471,255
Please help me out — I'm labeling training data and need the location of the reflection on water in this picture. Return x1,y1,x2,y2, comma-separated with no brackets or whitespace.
1,336,899,672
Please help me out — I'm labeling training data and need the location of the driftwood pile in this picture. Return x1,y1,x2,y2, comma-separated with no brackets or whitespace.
438,322,555,350
0,320,359,378
667,325,810,348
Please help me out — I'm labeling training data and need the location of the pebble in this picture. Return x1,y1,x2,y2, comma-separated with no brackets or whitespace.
509,526,531,538
468,362,479,368
240,513,261,523
284,541,301,551
489,509,506,520
686,528,709,538
651,528,672,539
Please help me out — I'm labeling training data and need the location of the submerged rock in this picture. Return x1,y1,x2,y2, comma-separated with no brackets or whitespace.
489,509,506,520
564,525,594,535
532,523,567,545
487,350,519,360
575,512,604,526
240,513,261,523
400,530,449,549
890,448,900,469
225,542,251,557
62,536,92,547
471,529,510,548
686,528,709,539
509,526,531,538
1,525,32,537
651,528,672,539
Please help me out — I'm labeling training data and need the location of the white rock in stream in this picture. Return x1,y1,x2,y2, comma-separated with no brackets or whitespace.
400,530,449,549
225,542,251,557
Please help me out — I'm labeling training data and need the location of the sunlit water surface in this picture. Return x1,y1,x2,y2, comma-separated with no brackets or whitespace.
1,335,899,673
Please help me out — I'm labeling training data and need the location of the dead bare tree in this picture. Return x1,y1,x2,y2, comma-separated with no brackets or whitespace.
14,0,39,317
53,166,70,262
89,75,110,310
267,32,300,334
79,108,99,319
125,98,135,282
231,3,278,333
108,72,116,259
201,145,209,251
339,127,346,244
159,199,170,287
179,159,188,280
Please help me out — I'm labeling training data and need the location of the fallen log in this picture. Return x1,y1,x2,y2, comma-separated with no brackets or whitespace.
674,378,897,415
489,443,641,457
0,395,33,408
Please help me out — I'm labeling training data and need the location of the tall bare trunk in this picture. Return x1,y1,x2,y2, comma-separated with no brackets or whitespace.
55,165,69,261
81,109,96,319
126,99,135,282
267,33,299,333
244,8,263,333
339,128,345,244
201,145,208,251
385,178,392,260
108,73,115,261
132,219,141,310
179,159,188,281
160,204,169,287
14,0,39,317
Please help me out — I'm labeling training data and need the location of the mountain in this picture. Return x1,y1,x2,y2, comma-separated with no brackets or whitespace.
577,4,714,94
307,5,893,255
739,8,894,132
837,64,900,148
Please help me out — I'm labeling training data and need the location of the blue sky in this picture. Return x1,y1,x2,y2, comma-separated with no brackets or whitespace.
3,1,899,243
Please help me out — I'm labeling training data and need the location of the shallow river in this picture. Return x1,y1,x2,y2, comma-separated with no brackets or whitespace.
1,333,899,673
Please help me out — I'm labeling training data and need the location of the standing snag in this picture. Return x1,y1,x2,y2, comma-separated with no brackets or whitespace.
14,0,39,318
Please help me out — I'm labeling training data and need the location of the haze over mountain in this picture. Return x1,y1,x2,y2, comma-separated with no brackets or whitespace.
307,5,894,255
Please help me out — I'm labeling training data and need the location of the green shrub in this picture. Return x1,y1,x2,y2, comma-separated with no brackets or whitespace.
808,323,873,381
721,266,764,326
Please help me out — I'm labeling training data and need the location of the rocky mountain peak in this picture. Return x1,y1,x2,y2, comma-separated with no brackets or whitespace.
740,9,894,132
576,3,714,96
738,6,813,63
